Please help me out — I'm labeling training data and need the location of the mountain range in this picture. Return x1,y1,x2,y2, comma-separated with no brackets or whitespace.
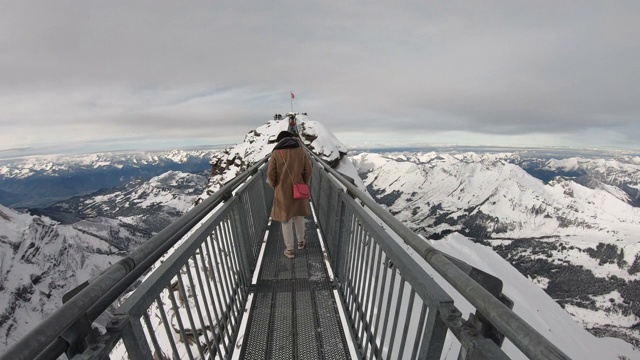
0,117,639,359
0,149,217,208
351,151,640,349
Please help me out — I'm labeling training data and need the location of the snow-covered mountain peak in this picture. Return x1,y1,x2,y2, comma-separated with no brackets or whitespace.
202,115,349,197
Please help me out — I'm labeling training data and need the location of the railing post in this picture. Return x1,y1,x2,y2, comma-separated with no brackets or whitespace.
329,191,345,270
119,316,154,360
231,197,254,283
335,200,351,283
258,166,271,223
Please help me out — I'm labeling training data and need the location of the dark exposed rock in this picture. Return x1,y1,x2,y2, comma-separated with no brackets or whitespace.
586,243,625,267
629,255,640,276
366,184,402,208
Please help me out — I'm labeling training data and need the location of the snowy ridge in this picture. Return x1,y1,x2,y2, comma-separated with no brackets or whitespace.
0,204,124,349
351,150,640,356
428,234,637,359
352,152,640,243
0,171,208,352
67,170,207,216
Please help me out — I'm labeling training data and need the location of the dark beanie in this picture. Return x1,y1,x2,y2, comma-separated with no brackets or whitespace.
276,131,295,142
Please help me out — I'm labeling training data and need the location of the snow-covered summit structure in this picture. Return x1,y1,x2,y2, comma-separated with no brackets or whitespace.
200,115,350,199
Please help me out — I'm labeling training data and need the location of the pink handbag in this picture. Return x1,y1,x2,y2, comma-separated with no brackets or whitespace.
293,183,310,199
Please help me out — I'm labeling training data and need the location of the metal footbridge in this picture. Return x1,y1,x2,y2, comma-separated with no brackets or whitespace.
1,149,571,359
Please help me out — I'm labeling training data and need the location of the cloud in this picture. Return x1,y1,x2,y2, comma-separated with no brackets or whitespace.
1,1,639,154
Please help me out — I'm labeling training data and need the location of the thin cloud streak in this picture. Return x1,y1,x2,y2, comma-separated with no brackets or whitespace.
1,1,639,154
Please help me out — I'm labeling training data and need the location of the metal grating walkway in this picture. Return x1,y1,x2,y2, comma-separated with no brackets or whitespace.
240,216,351,359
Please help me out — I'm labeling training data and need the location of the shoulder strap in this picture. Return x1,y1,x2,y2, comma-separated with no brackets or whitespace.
279,149,295,183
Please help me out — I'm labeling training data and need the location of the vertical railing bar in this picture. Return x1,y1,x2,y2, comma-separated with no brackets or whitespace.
325,181,338,254
121,315,154,360
184,256,215,358
248,191,258,258
358,232,376,345
214,224,233,312
332,198,346,272
219,219,243,356
254,185,262,229
364,245,384,357
220,217,242,329
156,293,181,359
371,247,389,360
205,232,227,349
328,187,342,265
411,304,428,360
237,194,251,250
248,189,267,258
192,252,219,357
350,219,366,335
378,263,397,359
331,185,341,253
230,202,251,289
167,283,195,360
259,168,271,224
319,178,329,233
337,203,352,284
244,193,256,244
387,278,406,360
239,194,261,270
222,214,248,341
255,177,267,238
222,214,241,287
419,306,447,359
211,225,234,336
142,311,163,360
343,212,359,318
199,239,225,354
354,228,369,340
176,273,206,359
209,227,232,349
228,211,248,290
398,288,416,358
357,226,372,338
250,189,261,252
347,219,362,332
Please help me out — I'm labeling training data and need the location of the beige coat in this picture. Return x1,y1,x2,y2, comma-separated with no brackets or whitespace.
267,145,312,222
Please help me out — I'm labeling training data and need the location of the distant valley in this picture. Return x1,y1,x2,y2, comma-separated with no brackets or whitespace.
0,149,217,208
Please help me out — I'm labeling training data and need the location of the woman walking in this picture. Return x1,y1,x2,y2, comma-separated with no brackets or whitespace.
267,130,312,259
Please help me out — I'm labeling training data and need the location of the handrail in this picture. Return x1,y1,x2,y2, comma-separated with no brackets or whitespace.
306,149,570,360
1,156,269,360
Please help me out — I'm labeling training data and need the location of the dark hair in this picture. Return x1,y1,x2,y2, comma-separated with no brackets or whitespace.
276,131,295,142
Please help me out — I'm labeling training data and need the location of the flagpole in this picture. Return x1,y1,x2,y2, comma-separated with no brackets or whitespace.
290,90,293,112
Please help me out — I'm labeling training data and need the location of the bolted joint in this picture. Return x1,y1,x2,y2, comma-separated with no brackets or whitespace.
106,315,130,332
116,257,136,273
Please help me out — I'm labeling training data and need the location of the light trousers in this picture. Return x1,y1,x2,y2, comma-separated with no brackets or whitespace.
281,216,305,251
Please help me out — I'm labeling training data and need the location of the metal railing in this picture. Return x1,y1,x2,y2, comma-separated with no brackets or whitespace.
308,150,570,360
0,157,271,360
92,163,272,359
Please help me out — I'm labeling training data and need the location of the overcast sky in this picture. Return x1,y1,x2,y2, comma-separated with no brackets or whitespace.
1,1,639,157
